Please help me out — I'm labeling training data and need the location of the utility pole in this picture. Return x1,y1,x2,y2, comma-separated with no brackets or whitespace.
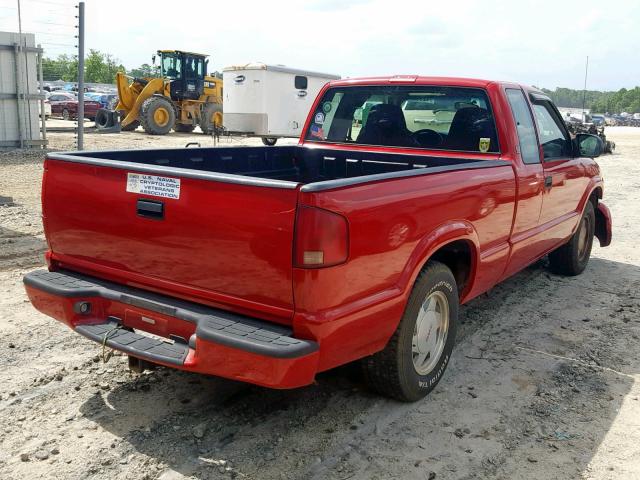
76,1,85,150
581,56,589,122
16,0,24,148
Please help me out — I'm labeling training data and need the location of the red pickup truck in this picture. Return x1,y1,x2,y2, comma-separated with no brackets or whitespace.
25,76,611,401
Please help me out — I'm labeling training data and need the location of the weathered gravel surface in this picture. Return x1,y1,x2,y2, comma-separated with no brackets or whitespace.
0,128,638,480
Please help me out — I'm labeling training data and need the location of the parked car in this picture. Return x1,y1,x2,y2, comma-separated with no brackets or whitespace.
85,92,118,109
49,92,101,121
24,76,611,402
38,91,51,119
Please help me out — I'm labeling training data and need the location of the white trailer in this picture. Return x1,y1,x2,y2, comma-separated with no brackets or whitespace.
222,63,340,145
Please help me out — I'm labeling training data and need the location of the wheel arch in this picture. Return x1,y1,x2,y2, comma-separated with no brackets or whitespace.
401,221,480,303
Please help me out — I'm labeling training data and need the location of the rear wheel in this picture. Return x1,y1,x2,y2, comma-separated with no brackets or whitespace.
549,201,595,276
174,123,195,133
62,108,70,121
140,96,175,135
200,102,222,135
262,137,278,146
362,261,458,402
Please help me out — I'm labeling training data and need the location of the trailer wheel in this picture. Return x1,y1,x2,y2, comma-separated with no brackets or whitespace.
140,96,175,135
362,260,458,402
200,103,222,135
261,137,278,146
174,123,195,133
548,200,595,276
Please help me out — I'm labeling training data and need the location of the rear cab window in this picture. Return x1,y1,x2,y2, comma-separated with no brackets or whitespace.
305,85,500,153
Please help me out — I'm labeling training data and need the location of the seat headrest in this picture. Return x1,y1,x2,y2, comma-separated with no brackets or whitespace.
365,104,407,130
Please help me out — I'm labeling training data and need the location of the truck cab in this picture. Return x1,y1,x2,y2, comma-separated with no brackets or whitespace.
158,50,207,101
24,76,611,402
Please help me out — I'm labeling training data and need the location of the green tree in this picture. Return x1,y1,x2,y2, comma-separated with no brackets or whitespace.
84,49,125,83
128,63,157,78
42,54,78,82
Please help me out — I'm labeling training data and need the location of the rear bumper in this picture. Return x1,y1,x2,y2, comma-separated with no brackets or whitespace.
24,269,319,388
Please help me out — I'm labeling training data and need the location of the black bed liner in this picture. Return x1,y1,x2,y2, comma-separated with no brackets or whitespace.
24,269,318,363
47,145,510,192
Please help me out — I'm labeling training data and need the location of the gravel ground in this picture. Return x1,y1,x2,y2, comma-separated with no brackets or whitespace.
0,128,639,480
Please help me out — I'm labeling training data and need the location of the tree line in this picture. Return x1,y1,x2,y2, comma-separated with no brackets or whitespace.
537,86,640,114
42,50,640,114
42,49,156,84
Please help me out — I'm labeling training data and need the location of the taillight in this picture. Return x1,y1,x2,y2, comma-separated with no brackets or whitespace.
294,206,349,268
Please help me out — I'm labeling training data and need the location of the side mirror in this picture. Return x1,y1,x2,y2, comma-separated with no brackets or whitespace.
151,55,156,65
205,59,209,75
574,133,603,158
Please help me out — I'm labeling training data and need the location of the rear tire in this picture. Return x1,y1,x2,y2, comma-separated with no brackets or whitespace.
262,137,278,146
362,261,458,402
200,103,222,135
140,96,175,135
174,123,195,133
549,201,595,276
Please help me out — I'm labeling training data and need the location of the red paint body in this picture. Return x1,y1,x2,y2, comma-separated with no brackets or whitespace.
27,76,612,388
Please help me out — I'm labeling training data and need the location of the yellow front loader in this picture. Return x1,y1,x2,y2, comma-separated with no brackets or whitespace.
100,50,223,135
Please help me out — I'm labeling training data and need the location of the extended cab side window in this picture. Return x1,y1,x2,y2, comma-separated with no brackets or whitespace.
505,88,540,164
531,102,572,160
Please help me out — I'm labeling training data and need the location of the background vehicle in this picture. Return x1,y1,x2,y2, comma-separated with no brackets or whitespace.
98,50,223,135
222,63,339,145
49,92,101,120
85,92,118,109
24,76,611,402
39,91,51,119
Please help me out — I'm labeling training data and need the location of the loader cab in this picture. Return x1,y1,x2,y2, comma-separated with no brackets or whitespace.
158,50,207,101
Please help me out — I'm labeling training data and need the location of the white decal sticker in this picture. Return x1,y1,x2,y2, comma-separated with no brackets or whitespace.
126,173,180,199
314,112,325,125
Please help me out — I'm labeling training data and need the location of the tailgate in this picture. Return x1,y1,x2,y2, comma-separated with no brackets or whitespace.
42,158,299,322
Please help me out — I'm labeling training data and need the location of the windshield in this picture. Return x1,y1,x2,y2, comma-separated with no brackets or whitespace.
305,85,499,153
161,54,182,79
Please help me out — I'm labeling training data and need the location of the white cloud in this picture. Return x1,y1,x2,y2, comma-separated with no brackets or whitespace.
0,0,637,90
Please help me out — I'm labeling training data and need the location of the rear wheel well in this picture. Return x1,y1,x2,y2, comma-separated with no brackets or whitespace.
429,240,474,295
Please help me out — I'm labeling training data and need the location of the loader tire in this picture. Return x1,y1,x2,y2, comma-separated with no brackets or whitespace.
174,123,195,133
200,103,222,135
95,109,112,129
140,96,175,135
121,120,139,132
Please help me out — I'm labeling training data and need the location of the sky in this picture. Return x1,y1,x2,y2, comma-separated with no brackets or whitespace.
1,0,639,91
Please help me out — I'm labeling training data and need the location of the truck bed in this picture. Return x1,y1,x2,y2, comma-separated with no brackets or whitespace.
50,145,505,191
43,145,508,324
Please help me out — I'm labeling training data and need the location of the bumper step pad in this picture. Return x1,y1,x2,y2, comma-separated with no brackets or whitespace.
25,269,318,360
75,321,189,365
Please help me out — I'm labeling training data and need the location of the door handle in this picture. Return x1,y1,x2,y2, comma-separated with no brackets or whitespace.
137,199,164,219
544,176,553,189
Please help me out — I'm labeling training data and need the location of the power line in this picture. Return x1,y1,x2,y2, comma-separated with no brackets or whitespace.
27,0,76,7
40,42,75,47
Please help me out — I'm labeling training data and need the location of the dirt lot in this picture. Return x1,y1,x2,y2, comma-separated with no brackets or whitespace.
0,128,639,480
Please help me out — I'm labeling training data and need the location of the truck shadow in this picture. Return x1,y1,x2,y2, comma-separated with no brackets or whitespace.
0,226,46,271
80,255,640,479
